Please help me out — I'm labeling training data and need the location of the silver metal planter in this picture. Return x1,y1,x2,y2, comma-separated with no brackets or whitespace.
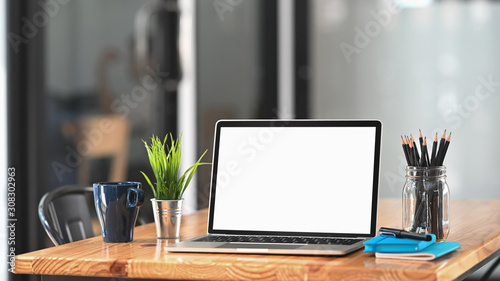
151,199,183,239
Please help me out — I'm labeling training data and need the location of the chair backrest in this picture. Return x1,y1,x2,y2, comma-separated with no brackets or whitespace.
75,114,131,184
38,185,95,246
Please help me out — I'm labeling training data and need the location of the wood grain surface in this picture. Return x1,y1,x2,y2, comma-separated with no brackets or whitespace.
14,199,500,280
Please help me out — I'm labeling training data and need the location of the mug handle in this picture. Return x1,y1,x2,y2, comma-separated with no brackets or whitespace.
126,188,145,208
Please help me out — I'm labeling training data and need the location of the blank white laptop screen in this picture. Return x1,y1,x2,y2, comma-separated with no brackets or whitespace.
211,123,379,235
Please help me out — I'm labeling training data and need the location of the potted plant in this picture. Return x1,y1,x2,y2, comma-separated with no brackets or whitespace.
141,133,209,238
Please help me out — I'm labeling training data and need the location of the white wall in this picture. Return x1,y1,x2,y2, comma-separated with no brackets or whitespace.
178,0,198,214
311,0,500,199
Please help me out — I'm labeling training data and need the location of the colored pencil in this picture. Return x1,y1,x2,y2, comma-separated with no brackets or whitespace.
409,139,415,166
430,133,438,166
401,130,451,167
423,137,430,167
438,132,451,166
418,129,424,155
399,129,451,240
402,136,411,166
411,135,420,165
434,130,447,166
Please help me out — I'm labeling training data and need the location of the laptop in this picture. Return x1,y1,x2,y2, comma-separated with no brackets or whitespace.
167,119,382,255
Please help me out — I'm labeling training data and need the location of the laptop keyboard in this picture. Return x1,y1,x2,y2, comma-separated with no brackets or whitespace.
193,235,362,245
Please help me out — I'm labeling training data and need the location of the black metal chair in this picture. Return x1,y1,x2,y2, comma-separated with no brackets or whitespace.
39,184,149,246
38,185,96,246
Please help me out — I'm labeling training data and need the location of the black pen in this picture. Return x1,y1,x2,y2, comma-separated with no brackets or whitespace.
379,227,432,241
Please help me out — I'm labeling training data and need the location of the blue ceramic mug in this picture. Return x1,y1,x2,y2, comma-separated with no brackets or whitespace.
93,182,144,243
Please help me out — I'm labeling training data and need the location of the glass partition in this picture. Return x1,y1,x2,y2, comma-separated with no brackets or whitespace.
310,0,500,199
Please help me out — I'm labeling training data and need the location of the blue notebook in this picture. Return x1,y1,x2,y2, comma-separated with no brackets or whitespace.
364,234,436,253
375,242,461,261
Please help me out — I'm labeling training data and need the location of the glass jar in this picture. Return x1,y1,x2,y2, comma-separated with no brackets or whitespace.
402,166,449,240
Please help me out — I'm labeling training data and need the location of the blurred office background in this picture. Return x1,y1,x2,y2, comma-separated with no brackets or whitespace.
4,0,500,280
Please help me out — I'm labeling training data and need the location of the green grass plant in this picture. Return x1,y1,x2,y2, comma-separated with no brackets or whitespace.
141,133,210,200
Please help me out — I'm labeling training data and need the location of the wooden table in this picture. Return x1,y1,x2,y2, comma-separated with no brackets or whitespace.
14,199,500,280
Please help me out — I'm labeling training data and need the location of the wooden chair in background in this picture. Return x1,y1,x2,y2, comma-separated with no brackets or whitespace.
75,114,131,184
